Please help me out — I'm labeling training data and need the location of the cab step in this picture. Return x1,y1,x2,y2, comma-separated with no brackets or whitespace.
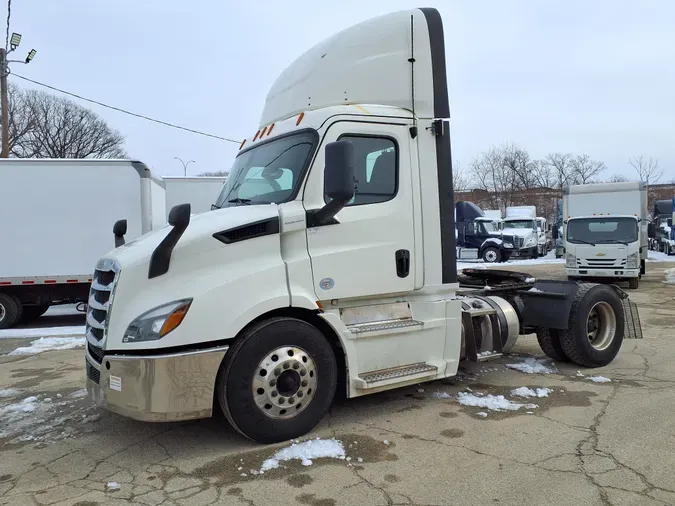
354,362,438,389
476,351,503,362
346,319,423,335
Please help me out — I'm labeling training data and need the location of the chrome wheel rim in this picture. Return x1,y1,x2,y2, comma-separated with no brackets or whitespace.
252,345,317,419
485,250,497,262
586,301,616,351
0,304,5,322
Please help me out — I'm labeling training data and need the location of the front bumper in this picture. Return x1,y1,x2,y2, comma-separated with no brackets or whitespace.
565,267,640,279
511,246,537,258
85,344,228,422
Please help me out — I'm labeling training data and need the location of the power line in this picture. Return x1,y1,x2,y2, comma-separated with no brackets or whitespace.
12,73,242,144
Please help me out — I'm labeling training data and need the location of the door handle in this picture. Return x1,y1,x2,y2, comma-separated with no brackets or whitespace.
395,249,410,278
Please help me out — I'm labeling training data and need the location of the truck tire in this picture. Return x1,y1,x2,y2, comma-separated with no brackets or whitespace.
19,303,50,324
0,293,20,329
558,284,624,368
628,277,639,289
216,316,338,444
482,247,501,263
535,328,569,362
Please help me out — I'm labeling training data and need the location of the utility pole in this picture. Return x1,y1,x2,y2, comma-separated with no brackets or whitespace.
174,156,195,176
0,30,37,158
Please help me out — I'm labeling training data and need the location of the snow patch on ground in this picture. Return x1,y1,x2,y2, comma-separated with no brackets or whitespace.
510,387,552,398
260,438,346,472
458,392,537,412
0,388,21,398
0,326,85,340
8,336,85,355
649,251,675,263
505,357,558,375
587,376,611,383
663,268,675,285
432,391,453,399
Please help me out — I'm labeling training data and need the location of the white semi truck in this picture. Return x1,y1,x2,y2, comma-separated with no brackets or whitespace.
561,181,648,289
0,159,166,329
502,206,539,258
84,8,642,444
163,176,227,220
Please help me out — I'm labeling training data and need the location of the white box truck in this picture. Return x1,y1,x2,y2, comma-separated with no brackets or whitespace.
0,159,166,329
163,176,227,219
502,206,539,258
84,8,642,444
561,181,648,289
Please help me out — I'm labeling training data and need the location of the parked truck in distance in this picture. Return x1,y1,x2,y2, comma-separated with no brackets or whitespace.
163,176,227,220
0,159,166,329
555,199,564,258
502,206,539,258
648,198,674,255
455,201,521,263
84,7,642,445
562,181,647,289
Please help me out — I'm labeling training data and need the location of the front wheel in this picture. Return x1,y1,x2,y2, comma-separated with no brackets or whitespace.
216,317,338,444
558,284,624,367
628,277,639,289
482,247,501,263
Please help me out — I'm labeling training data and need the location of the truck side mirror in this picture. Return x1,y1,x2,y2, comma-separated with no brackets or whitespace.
169,203,191,229
113,219,128,248
312,140,355,226
551,225,558,240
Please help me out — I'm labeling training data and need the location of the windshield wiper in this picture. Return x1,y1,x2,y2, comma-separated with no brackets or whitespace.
227,198,252,205
595,239,629,245
571,239,596,246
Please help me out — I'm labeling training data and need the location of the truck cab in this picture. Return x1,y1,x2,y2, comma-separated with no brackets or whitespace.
502,206,539,258
455,201,519,263
83,7,642,445
648,199,675,255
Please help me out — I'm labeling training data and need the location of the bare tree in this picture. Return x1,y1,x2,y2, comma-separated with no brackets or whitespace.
606,173,629,183
471,144,522,208
569,154,606,184
452,160,470,191
198,171,229,177
542,153,575,189
2,85,127,158
629,155,664,184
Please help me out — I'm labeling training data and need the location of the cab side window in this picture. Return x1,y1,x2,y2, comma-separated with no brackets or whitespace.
331,135,398,206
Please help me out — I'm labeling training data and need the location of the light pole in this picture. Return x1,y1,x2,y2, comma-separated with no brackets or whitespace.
0,32,37,157
174,156,195,176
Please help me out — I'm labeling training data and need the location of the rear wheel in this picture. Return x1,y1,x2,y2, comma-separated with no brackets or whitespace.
19,303,50,324
536,327,569,362
482,247,501,263
0,293,20,330
216,317,338,444
558,284,624,367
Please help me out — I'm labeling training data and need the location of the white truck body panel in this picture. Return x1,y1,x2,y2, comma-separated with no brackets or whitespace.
0,159,165,282
503,206,539,256
163,177,227,219
563,181,647,281
483,209,501,222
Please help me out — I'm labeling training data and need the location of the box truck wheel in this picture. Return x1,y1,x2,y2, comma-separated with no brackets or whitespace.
482,247,501,263
216,317,338,444
0,293,21,329
558,284,624,368
628,277,639,290
535,328,568,362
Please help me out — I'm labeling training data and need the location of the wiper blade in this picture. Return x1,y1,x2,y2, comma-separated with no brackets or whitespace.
596,239,629,245
227,198,252,205
572,239,596,246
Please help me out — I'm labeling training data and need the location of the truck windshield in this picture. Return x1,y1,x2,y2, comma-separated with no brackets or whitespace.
504,220,534,229
476,220,499,234
213,131,317,209
567,217,638,244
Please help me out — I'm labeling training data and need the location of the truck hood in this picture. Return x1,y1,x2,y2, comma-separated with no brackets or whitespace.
501,227,535,239
102,204,280,268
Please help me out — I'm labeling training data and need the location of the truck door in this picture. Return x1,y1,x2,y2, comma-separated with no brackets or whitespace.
304,122,416,300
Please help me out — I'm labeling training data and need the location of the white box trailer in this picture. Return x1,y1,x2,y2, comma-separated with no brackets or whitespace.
0,159,166,328
561,181,647,289
163,176,227,219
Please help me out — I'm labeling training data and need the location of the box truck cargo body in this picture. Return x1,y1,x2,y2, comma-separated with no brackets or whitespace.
562,181,647,288
0,159,166,328
163,176,227,219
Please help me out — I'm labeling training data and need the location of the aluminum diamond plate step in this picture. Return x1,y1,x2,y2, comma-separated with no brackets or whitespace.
346,319,423,334
357,362,438,388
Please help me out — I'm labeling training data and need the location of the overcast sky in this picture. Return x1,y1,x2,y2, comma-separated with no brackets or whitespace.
7,0,674,181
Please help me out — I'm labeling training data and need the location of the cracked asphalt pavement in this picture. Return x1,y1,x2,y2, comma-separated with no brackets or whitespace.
1,263,675,506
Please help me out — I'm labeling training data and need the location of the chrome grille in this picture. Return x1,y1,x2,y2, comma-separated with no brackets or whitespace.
86,258,120,345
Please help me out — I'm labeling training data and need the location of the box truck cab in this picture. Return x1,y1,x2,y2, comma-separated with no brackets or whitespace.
562,182,647,289
84,7,642,444
502,206,539,258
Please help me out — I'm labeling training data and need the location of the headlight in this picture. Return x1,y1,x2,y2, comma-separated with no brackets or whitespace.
503,242,514,249
626,252,638,269
123,299,192,343
566,253,576,268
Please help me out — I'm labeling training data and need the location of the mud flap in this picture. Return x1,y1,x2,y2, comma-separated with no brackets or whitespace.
607,285,643,340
